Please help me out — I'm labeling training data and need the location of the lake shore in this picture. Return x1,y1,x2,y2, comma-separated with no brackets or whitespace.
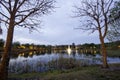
9,63,120,80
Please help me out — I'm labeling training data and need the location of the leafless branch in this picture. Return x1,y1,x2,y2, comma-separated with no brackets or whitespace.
0,0,10,13
0,12,9,19
74,0,113,38
0,0,55,32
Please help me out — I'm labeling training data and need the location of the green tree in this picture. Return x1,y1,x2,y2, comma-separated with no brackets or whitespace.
0,0,55,80
12,41,20,48
74,0,114,68
107,1,120,41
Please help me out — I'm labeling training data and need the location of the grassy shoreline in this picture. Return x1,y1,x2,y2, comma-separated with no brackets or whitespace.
107,49,120,57
9,63,120,80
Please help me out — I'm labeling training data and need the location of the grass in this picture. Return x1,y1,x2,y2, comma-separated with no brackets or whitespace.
8,64,120,80
107,49,120,57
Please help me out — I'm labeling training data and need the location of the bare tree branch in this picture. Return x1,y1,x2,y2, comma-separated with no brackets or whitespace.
0,0,10,13
0,18,9,24
8,0,12,12
74,0,114,68
0,0,55,79
0,12,9,19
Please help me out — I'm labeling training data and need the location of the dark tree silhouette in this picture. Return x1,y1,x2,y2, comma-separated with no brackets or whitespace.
0,0,55,80
0,39,4,48
0,27,2,34
0,22,2,34
74,0,114,68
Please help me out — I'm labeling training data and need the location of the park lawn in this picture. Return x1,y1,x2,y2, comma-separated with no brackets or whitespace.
9,64,120,80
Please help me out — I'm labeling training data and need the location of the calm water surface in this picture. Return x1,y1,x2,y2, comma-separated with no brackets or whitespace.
8,53,120,73
10,53,120,64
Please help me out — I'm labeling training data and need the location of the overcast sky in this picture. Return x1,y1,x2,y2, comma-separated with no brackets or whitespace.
0,0,108,45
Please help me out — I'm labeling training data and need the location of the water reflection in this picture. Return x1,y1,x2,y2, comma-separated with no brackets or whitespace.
67,45,72,55
10,51,120,64
9,51,120,73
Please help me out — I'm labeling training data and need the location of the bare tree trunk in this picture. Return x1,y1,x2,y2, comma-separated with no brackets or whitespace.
100,36,109,68
0,20,14,80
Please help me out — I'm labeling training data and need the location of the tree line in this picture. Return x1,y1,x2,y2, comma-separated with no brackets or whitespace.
0,38,119,52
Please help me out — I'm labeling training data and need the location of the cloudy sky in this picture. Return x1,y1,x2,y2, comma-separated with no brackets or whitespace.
0,0,108,45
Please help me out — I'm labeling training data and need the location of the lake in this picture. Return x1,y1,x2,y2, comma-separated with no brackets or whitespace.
9,52,120,73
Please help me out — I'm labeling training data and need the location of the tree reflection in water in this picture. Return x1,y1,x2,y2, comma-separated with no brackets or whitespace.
9,52,120,74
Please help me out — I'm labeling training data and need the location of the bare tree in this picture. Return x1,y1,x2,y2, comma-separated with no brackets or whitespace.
74,0,114,68
0,0,55,80
107,1,120,41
